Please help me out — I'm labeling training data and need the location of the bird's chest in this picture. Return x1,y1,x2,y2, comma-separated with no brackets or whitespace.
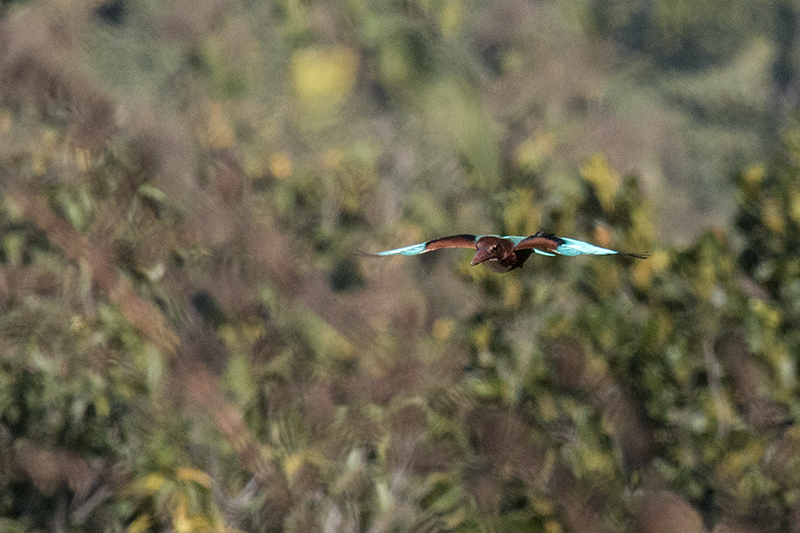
484,252,520,273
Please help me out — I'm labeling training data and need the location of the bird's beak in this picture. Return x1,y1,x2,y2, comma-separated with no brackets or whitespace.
471,248,490,266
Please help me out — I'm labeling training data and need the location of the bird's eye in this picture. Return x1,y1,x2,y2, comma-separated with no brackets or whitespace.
491,245,498,252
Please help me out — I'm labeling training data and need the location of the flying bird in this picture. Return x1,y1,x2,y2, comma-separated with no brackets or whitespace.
372,231,648,273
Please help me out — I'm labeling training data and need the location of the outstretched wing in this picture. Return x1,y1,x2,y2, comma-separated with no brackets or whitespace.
514,232,648,259
373,234,478,256
511,232,564,256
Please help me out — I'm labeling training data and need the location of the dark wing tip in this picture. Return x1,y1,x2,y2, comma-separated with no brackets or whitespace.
618,251,650,259
531,230,561,241
355,250,380,258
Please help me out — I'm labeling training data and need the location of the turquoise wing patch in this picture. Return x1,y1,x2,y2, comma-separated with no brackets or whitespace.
374,242,429,256
555,238,618,256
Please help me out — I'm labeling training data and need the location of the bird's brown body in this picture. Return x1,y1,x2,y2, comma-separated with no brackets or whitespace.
470,236,532,272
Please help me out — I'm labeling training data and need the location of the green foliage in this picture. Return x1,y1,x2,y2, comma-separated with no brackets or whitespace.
2,1,800,532
585,0,764,69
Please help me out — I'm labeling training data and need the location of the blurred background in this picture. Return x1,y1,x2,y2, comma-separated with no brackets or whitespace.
2,0,800,531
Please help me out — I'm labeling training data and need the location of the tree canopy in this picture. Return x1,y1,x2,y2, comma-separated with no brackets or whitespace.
1,0,800,532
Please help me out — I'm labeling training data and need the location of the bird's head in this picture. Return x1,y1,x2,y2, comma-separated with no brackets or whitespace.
471,236,511,266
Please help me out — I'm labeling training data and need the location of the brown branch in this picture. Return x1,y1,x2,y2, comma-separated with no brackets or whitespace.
8,191,179,353
7,188,286,492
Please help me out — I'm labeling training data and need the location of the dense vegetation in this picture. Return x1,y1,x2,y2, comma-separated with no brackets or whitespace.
2,0,800,531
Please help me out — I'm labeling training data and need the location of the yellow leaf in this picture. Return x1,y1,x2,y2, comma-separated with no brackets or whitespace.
750,300,781,330
440,0,463,37
514,134,554,173
432,319,454,341
545,521,562,533
291,46,359,108
142,473,166,494
75,148,92,172
94,395,111,418
632,248,667,289
585,357,610,385
240,323,266,344
284,453,304,480
580,154,619,212
472,323,491,350
741,165,765,187
172,493,191,533
443,507,465,529
126,514,152,533
218,325,238,350
269,153,292,179
762,198,785,234
176,467,212,488
70,315,89,333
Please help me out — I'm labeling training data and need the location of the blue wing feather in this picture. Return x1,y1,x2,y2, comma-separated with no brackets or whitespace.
374,242,429,256
375,234,479,256
554,237,619,256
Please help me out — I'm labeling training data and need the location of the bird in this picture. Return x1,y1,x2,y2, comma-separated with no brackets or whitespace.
371,231,648,273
